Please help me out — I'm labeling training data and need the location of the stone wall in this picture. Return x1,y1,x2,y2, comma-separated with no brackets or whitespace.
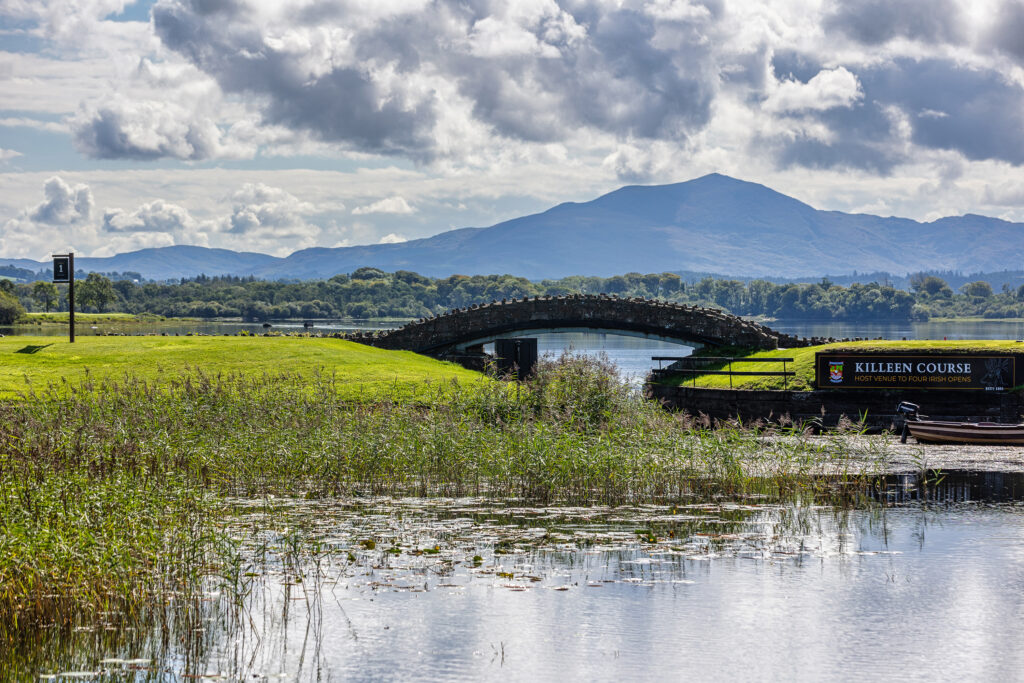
646,384,1024,429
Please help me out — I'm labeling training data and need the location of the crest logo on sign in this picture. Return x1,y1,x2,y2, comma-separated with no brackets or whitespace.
829,361,844,383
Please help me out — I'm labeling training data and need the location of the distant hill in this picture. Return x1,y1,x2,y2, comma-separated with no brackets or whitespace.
3,174,1023,281
248,174,1024,280
0,245,281,281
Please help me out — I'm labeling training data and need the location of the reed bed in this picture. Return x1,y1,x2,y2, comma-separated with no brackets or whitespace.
0,354,891,632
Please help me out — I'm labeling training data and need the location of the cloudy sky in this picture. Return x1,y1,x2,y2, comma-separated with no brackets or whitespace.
2,0,1024,260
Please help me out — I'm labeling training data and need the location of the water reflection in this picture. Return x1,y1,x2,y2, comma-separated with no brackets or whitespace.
873,469,1024,503
15,493,1024,681
489,332,694,384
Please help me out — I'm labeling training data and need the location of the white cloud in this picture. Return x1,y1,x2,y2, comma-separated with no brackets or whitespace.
100,199,210,252
644,0,715,22
70,96,229,160
0,216,94,259
0,149,23,162
5,0,1024,262
221,183,320,254
352,196,416,215
377,232,407,244
467,17,561,58
0,117,68,134
103,199,194,233
29,176,93,225
763,67,864,114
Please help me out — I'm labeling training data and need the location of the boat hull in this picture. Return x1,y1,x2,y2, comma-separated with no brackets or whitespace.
907,420,1024,445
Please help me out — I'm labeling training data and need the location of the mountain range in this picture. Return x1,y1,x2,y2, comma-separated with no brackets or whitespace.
3,174,1022,281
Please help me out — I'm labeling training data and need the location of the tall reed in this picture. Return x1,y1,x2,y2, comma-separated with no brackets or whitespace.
0,354,890,629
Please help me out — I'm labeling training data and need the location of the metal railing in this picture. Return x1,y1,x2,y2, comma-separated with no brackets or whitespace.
651,356,795,389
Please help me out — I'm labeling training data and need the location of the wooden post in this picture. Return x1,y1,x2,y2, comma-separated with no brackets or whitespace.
52,252,75,343
68,252,75,343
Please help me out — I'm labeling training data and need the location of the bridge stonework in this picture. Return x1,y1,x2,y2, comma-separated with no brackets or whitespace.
344,295,821,358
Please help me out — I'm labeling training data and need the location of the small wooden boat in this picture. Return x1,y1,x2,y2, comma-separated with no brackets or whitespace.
896,402,1024,445
906,420,1024,445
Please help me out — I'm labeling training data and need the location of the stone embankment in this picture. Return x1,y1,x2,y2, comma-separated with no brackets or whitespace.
646,384,1024,431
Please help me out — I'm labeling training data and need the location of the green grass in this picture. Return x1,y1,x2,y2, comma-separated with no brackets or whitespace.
0,335,484,400
657,339,1024,391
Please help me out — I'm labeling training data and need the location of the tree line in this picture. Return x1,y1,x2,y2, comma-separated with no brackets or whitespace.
3,267,1023,325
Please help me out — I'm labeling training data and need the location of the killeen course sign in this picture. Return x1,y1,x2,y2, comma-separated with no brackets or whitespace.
815,353,1016,391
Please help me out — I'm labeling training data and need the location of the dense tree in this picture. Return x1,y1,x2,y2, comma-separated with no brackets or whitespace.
351,267,387,280
911,274,953,299
76,273,118,312
8,265,1024,323
0,290,25,324
32,281,59,312
961,281,994,299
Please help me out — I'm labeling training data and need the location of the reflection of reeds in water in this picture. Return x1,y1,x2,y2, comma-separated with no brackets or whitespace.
0,354,893,675
8,492,910,677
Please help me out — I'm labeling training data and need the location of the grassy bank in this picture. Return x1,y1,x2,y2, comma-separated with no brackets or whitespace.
0,355,889,632
0,335,483,400
657,340,1024,391
18,312,166,324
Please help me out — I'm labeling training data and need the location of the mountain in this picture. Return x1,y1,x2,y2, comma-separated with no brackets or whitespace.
3,174,1023,281
0,245,282,281
249,174,1024,280
73,246,281,281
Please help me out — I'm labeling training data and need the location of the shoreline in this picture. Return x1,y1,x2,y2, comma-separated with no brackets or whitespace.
810,434,1024,474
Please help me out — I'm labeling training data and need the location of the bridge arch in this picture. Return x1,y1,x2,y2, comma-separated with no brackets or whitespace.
443,326,706,352
363,295,812,357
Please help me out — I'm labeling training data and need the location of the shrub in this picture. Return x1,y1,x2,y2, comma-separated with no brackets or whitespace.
0,290,25,324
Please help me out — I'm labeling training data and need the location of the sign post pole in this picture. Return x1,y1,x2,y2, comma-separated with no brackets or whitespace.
68,252,74,344
52,252,74,343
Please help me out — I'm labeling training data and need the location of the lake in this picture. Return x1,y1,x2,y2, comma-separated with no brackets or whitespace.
8,315,1024,680
26,474,1024,681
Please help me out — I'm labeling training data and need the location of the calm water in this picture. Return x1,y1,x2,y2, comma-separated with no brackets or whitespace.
769,319,1024,342
26,476,1024,681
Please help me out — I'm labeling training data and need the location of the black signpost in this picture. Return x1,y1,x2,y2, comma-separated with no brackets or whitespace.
53,252,74,343
815,352,1016,391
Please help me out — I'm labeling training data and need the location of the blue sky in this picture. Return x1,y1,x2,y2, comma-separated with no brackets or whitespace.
2,0,1024,260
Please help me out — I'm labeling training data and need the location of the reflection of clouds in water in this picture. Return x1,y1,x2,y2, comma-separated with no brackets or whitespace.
69,500,1024,680
488,332,695,385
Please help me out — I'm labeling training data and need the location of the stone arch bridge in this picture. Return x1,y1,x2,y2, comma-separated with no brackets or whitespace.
348,295,821,364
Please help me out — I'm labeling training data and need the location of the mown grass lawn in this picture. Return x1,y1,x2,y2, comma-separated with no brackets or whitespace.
0,335,485,400
659,339,1024,391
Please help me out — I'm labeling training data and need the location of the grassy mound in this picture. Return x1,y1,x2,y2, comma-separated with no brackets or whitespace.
657,340,1024,391
0,335,483,400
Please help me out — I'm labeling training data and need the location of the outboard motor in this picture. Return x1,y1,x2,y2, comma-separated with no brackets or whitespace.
896,401,920,443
